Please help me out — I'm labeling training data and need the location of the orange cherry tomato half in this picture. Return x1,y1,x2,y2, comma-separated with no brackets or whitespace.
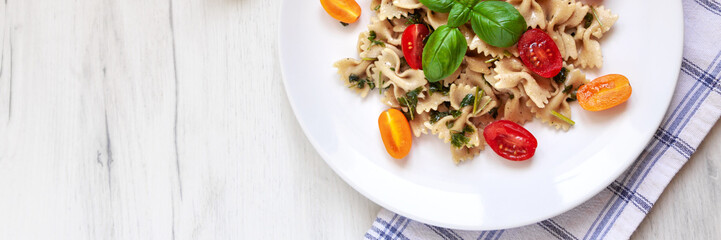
483,120,537,161
378,109,413,159
320,0,361,24
517,28,563,78
401,24,430,70
577,74,632,111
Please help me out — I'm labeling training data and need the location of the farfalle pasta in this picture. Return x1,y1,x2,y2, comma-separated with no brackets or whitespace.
334,0,617,163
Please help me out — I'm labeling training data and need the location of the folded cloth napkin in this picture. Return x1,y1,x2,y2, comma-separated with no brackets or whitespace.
365,1,721,239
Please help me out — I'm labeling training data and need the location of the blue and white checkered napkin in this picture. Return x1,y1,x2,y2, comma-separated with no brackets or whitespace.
365,1,721,239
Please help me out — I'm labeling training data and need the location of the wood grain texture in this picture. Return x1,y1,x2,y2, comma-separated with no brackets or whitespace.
0,0,716,239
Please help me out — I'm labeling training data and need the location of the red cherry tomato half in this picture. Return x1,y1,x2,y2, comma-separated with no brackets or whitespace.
483,120,538,161
401,24,430,70
517,28,563,78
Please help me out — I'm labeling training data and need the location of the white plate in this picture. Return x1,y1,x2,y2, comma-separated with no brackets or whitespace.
279,0,683,230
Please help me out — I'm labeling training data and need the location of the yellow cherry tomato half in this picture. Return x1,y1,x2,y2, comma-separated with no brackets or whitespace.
378,109,413,159
320,0,362,24
578,74,632,111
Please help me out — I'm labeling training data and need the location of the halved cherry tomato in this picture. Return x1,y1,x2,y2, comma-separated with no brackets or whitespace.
517,28,563,78
401,24,430,70
578,74,632,111
320,0,361,24
483,120,537,161
378,109,413,159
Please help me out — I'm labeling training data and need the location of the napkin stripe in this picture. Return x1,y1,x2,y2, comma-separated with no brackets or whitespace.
695,0,721,16
606,181,652,213
477,229,503,240
587,50,721,240
654,129,695,158
426,223,463,240
539,220,578,240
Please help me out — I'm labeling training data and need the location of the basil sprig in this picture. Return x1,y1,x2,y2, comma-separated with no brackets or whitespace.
422,25,467,83
419,0,527,82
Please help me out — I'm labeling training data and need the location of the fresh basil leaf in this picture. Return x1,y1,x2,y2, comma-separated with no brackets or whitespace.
470,1,527,48
422,25,467,82
446,0,479,27
418,0,455,13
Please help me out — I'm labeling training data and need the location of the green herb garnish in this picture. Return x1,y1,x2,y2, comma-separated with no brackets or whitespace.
419,0,527,82
503,50,513,57
378,72,384,94
429,81,450,96
421,25,467,82
472,87,483,114
477,98,492,114
460,93,475,108
348,74,374,89
405,10,424,25
590,7,605,29
450,128,471,148
462,124,475,134
583,13,593,28
373,4,381,11
362,57,378,61
551,110,575,126
430,110,450,124
397,87,424,120
489,107,499,119
367,31,386,50
484,56,500,64
565,84,581,102
553,67,569,84
450,109,462,118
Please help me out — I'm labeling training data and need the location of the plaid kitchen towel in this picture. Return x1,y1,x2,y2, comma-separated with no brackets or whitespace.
365,0,721,239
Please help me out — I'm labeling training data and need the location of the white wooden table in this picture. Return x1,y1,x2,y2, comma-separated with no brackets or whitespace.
0,0,717,239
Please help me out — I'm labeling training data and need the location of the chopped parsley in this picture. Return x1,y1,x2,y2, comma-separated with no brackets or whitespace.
583,13,594,28
348,74,375,90
564,84,582,102
397,87,423,120
404,11,424,25
553,67,569,84
450,132,469,148
367,31,386,50
373,4,381,11
450,109,462,118
460,94,475,108
450,124,475,148
489,107,499,119
430,109,462,125
430,110,450,124
428,81,450,96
